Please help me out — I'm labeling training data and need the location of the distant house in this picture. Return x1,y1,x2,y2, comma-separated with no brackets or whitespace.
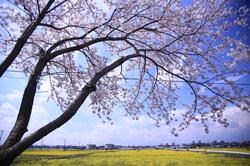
157,145,166,149
98,146,105,150
119,146,136,150
86,144,96,150
105,144,115,150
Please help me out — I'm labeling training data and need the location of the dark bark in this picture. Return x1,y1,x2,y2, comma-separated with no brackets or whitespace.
2,59,47,149
0,85,95,165
0,54,139,165
0,77,96,165
0,0,55,77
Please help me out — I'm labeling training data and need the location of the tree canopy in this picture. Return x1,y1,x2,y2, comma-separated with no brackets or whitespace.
0,0,249,165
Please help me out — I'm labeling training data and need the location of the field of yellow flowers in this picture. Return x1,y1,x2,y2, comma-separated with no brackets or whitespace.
13,149,250,166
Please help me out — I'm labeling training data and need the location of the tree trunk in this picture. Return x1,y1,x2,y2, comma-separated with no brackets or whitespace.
0,149,15,166
2,59,47,149
0,82,96,166
0,54,137,165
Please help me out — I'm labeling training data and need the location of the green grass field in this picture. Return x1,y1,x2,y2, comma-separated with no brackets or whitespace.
12,149,250,166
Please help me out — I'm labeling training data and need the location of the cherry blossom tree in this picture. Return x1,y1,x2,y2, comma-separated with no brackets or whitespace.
0,0,250,165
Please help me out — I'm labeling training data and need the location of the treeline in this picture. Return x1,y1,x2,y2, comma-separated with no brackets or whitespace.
29,140,250,150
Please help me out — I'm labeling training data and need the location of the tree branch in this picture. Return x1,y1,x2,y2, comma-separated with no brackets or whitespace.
0,0,55,77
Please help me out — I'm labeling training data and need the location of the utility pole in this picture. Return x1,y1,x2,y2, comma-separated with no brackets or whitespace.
0,130,3,144
40,138,44,150
64,138,66,151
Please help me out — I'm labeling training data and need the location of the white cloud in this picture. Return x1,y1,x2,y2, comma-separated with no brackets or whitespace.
2,102,248,146
6,90,22,100
157,69,185,89
94,0,109,12
45,105,249,145
0,102,16,111
0,90,23,101
27,105,49,132
0,102,18,144
0,101,50,143
200,74,246,93
179,106,250,142
61,115,172,145
35,78,52,103
226,75,245,82
0,102,17,117
223,106,250,129
30,105,250,146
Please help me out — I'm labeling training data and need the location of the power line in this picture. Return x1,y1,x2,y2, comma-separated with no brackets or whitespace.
123,77,250,86
2,76,250,87
5,70,24,73
3,70,250,86
2,76,26,79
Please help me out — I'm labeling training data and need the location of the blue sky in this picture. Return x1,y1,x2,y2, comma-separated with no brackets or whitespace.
0,0,250,146
0,59,249,146
0,74,250,146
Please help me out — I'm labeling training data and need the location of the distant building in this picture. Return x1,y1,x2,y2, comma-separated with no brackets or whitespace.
105,144,115,150
86,144,96,150
98,146,105,150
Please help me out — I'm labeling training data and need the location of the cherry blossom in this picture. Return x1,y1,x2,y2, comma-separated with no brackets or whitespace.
0,0,249,165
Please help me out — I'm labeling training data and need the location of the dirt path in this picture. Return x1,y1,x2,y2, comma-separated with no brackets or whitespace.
189,149,250,158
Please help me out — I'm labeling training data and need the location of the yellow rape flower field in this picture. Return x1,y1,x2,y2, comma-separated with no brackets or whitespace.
12,149,250,166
